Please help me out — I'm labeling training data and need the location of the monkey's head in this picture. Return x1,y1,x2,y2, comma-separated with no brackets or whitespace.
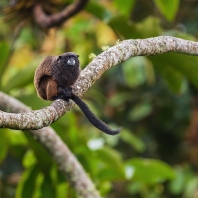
56,52,80,71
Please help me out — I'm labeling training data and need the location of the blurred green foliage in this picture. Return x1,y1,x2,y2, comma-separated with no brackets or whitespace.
0,0,198,197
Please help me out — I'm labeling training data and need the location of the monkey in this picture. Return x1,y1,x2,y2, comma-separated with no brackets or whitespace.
34,52,121,135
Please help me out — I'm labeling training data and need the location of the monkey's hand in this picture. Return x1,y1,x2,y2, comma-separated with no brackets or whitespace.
53,87,72,101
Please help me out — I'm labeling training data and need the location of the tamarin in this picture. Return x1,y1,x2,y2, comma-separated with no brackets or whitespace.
34,52,120,135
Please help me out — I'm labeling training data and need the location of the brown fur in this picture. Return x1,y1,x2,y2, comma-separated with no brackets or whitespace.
34,52,80,101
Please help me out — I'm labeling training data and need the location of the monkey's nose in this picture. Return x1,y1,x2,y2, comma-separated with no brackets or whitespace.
67,58,76,66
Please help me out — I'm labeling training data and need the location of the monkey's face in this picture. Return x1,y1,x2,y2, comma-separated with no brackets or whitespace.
57,52,80,70
67,57,76,66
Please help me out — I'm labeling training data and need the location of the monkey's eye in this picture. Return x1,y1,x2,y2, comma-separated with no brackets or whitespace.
67,57,76,66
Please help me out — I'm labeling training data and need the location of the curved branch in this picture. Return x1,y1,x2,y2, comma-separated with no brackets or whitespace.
0,99,70,129
1,36,198,129
33,0,89,29
0,92,101,198
72,36,198,96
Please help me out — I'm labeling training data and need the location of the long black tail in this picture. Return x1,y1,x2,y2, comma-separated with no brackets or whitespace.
71,94,121,135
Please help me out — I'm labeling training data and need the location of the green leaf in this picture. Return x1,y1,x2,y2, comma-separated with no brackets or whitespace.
16,164,40,198
120,129,145,152
109,92,132,107
0,129,9,163
108,16,139,39
109,16,162,39
0,41,9,74
57,183,69,198
128,101,153,121
150,53,198,90
24,131,52,172
114,0,136,17
122,57,147,87
86,1,112,21
135,16,162,39
40,174,56,198
168,168,187,194
97,146,123,170
184,177,198,198
16,93,51,110
23,149,37,168
153,0,179,21
98,168,124,181
126,158,175,185
2,60,38,92
154,63,185,93
8,130,27,145
145,59,156,85
96,146,125,180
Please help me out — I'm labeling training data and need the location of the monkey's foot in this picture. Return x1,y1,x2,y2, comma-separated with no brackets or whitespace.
52,93,65,100
53,88,72,101
62,88,72,98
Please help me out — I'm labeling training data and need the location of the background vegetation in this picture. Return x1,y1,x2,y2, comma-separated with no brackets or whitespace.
0,0,198,197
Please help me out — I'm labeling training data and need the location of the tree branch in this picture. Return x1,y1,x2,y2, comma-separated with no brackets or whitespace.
33,0,89,29
0,92,101,198
1,36,198,129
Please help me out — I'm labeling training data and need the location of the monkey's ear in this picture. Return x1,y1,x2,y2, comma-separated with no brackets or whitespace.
57,56,62,61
